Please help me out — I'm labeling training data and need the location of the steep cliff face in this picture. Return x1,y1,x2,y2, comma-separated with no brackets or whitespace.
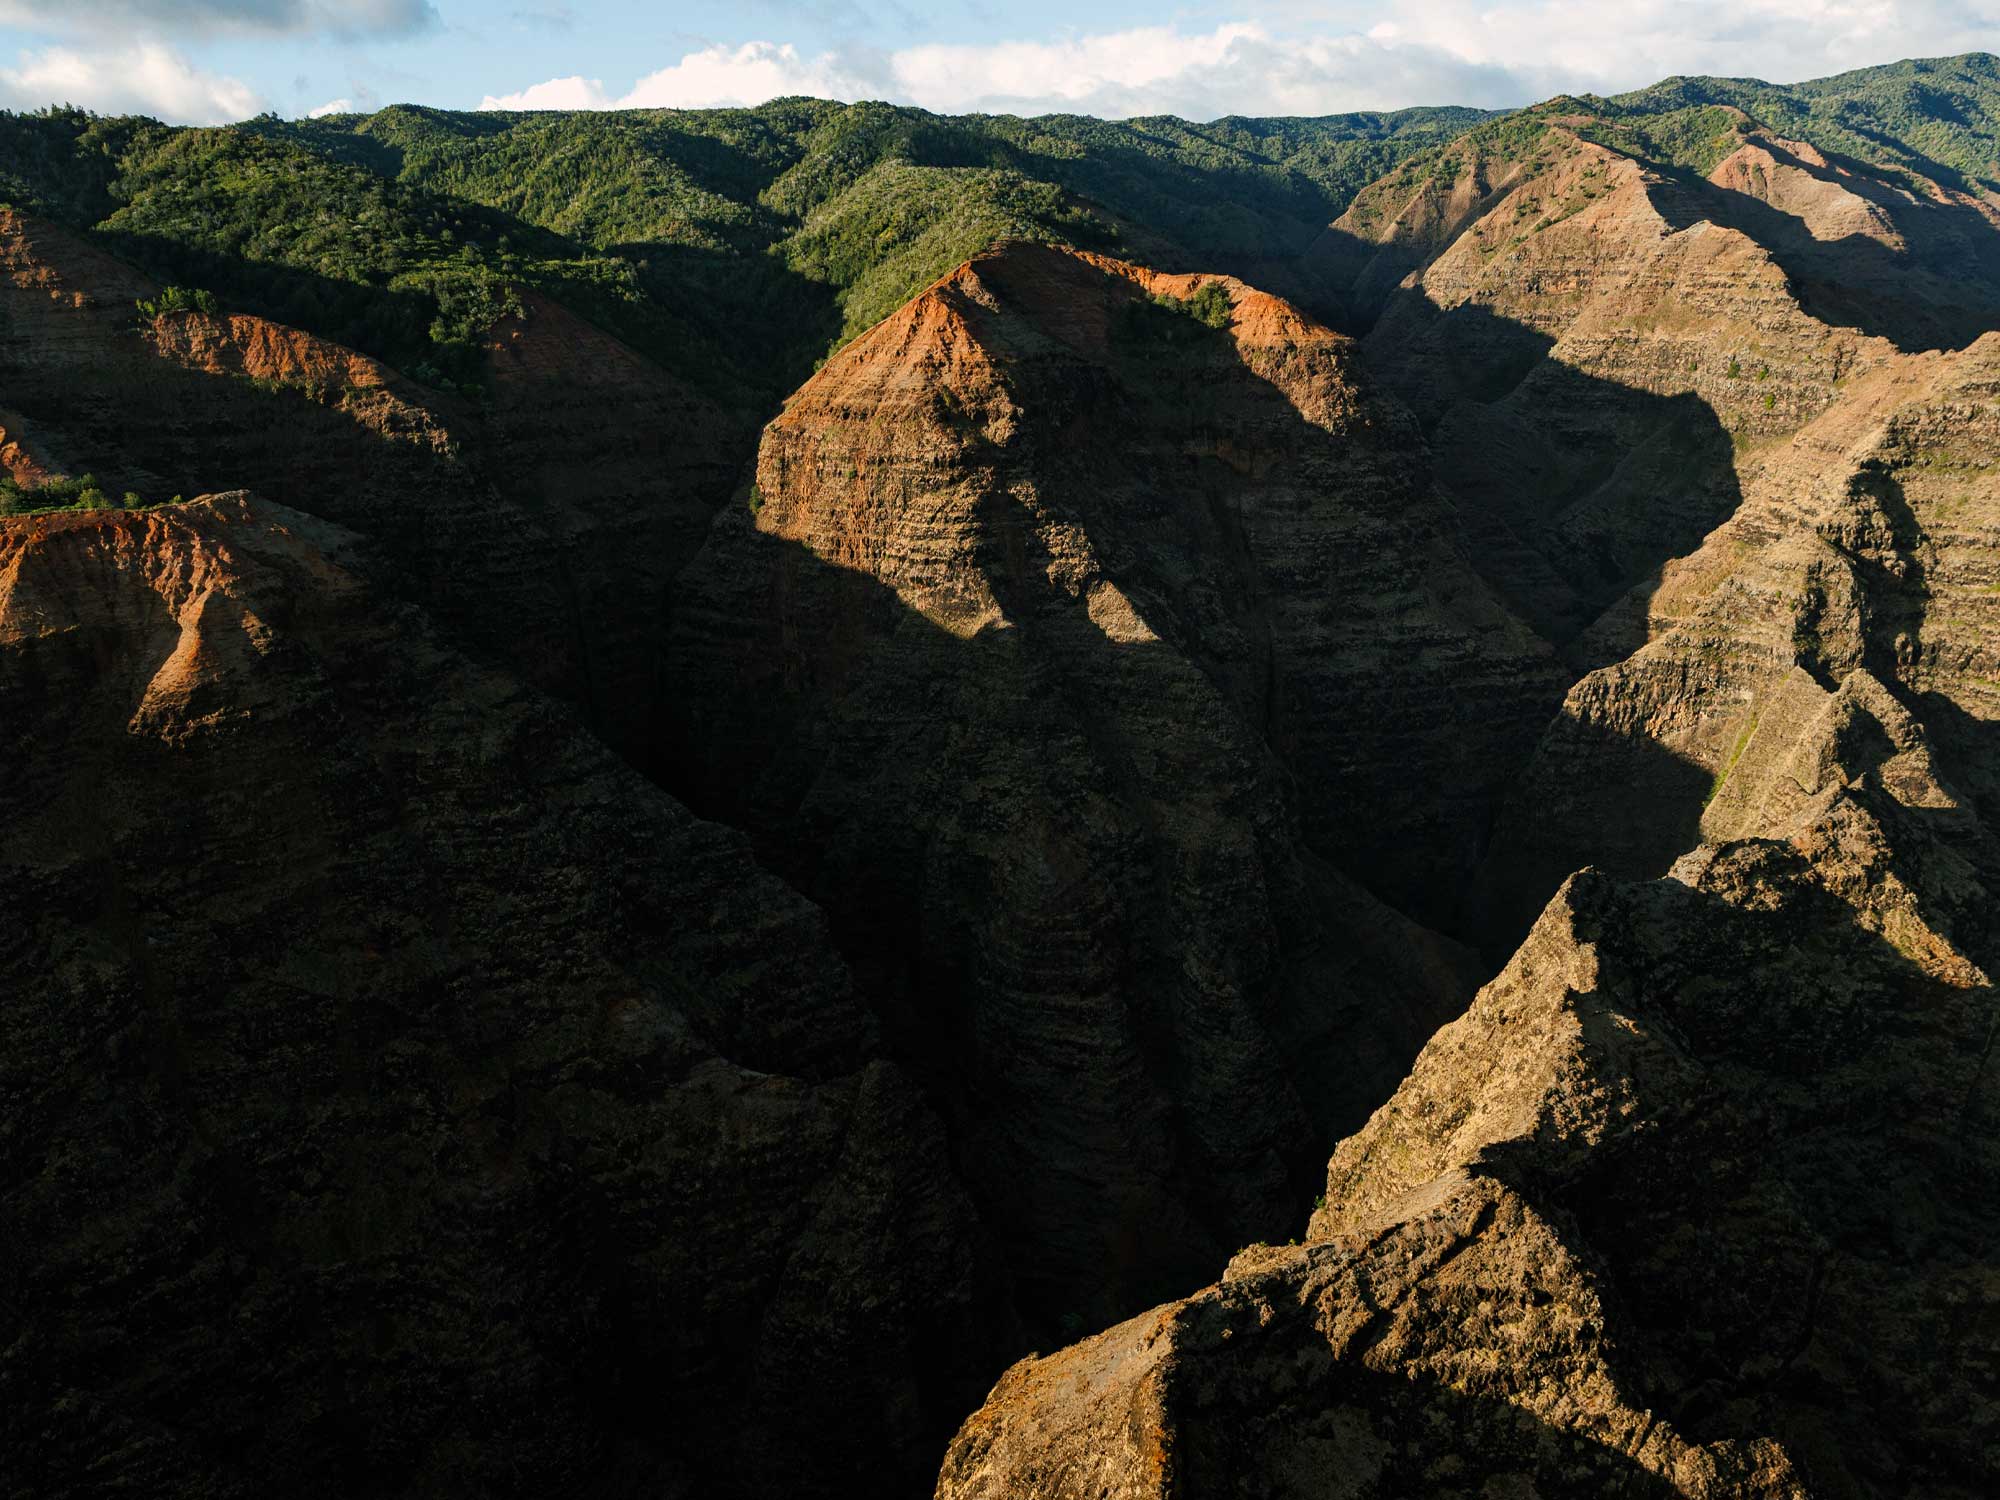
936,111,2000,1498
941,750,1997,1498
665,240,1557,1328
1476,328,2000,943
0,207,740,759
1704,130,2000,349
1292,106,2000,954
0,497,1013,1498
1336,130,1888,650
1308,109,2000,670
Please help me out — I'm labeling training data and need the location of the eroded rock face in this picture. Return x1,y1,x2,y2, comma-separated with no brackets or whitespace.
0,207,740,759
1310,110,2000,672
1293,108,2000,960
665,240,1559,1329
934,230,2000,1480
942,772,1997,1498
0,497,1012,1498
1475,328,2000,946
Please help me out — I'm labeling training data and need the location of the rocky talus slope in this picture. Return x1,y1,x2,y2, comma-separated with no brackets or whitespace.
665,240,1558,1328
0,497,1012,1497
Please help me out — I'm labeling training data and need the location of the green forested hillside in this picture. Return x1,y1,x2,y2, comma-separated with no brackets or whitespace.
259,99,1484,378
1615,52,2000,189
1348,52,2000,211
7,56,2000,406
0,98,1482,402
0,108,705,392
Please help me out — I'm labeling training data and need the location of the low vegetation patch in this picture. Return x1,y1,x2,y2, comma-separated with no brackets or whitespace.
1121,280,1233,344
1704,714,1761,807
135,284,218,319
0,473,161,516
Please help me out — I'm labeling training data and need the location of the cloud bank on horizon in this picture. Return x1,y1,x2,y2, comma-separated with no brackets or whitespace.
0,0,1996,125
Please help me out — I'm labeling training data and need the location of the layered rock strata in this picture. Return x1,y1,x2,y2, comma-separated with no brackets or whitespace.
666,240,1559,1327
0,207,738,758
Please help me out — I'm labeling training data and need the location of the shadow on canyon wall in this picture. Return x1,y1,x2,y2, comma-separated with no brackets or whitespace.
1658,139,2000,355
1547,863,2000,1500
8,222,1905,1494
1170,1357,1690,1498
649,272,1753,1358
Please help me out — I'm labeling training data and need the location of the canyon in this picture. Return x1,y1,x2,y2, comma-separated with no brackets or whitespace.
2,57,1998,1499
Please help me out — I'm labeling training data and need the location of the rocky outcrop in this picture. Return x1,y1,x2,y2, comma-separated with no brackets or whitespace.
663,240,1559,1331
0,404,59,486
941,767,1997,1497
0,496,1013,1498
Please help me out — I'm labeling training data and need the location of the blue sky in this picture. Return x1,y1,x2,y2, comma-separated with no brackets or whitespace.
0,1,1996,124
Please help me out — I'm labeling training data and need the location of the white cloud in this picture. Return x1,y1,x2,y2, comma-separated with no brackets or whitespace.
890,24,1263,110
1334,0,2000,97
0,41,263,122
480,22,1535,119
481,74,611,110
482,42,875,111
621,42,876,109
890,24,1538,117
307,96,351,116
476,3,2000,121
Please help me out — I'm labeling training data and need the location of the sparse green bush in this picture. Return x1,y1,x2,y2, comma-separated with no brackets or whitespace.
1122,280,1234,344
135,284,217,318
0,471,121,516
1182,280,1233,329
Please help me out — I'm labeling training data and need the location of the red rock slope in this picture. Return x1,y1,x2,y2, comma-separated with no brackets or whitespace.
665,240,1560,1331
